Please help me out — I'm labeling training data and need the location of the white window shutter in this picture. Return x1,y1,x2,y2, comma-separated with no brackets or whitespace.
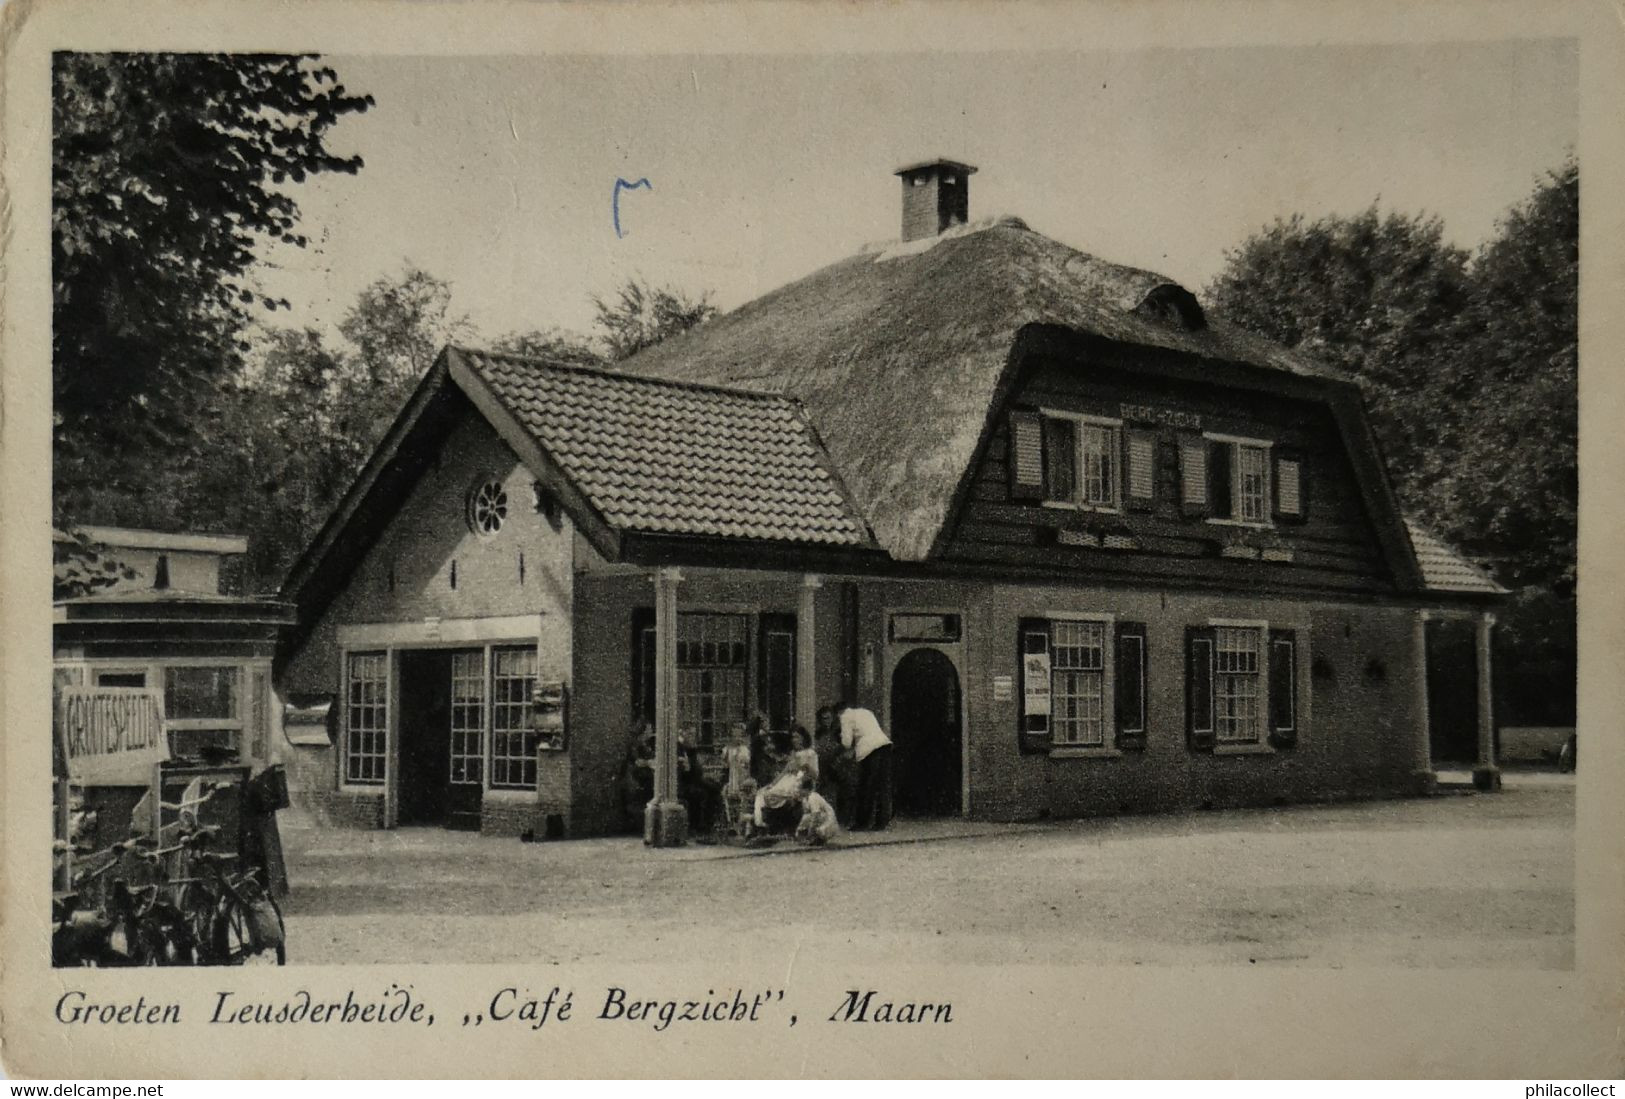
1009,411,1045,501
1178,434,1208,515
1127,431,1156,503
1273,454,1305,521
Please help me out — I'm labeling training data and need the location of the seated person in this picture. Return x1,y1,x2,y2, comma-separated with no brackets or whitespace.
786,724,819,784
794,776,839,846
752,748,814,835
676,730,721,834
622,722,656,828
748,717,788,788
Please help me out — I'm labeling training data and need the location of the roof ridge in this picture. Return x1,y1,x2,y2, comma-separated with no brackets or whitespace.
452,345,791,404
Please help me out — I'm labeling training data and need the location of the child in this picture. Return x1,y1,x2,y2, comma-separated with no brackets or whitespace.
794,774,839,846
721,722,753,796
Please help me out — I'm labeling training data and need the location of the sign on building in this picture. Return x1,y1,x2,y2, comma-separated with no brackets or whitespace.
1022,653,1051,717
56,687,168,786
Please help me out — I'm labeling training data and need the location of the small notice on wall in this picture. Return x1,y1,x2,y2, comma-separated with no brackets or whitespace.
1022,654,1051,716
992,675,1014,702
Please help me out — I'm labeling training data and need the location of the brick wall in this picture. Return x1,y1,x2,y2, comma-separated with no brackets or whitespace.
277,408,574,833
281,409,574,698
938,581,1419,821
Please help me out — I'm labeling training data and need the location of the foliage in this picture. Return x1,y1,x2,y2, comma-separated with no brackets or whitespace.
1205,206,1473,481
52,52,373,529
489,327,603,367
1419,160,1578,592
591,277,718,361
184,268,477,589
52,532,136,601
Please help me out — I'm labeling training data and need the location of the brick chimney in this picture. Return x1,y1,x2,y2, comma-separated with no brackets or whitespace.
895,159,977,242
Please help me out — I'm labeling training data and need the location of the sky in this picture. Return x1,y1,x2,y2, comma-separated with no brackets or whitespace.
251,38,1578,345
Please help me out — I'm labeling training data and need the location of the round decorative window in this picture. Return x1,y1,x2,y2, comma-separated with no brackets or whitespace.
467,478,509,536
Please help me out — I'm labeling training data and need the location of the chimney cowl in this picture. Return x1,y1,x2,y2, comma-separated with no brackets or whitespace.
894,158,978,243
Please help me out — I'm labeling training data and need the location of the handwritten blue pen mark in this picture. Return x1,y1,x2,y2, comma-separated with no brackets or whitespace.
612,177,652,238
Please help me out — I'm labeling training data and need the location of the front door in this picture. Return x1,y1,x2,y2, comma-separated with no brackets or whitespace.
889,648,963,816
397,649,485,829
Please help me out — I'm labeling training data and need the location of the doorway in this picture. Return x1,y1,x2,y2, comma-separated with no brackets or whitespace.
889,648,963,816
397,649,485,829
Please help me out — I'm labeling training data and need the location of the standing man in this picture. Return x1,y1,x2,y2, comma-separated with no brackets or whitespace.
835,701,893,831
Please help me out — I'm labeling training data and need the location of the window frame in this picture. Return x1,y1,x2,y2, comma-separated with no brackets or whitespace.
1206,618,1273,753
1203,432,1275,529
1029,611,1120,759
342,650,390,787
1039,409,1125,515
488,645,540,791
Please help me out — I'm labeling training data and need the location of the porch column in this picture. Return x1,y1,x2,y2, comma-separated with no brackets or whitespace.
645,567,688,846
797,574,821,730
1473,611,1501,792
1411,610,1436,794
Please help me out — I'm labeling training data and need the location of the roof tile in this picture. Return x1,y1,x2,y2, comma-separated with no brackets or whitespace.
1404,519,1507,595
457,349,872,548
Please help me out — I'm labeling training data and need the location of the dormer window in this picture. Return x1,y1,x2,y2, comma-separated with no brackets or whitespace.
1040,411,1121,512
1178,433,1300,527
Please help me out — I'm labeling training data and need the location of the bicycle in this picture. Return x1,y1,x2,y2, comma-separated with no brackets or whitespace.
163,824,286,966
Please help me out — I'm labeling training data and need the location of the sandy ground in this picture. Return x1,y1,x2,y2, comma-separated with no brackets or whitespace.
278,774,1573,968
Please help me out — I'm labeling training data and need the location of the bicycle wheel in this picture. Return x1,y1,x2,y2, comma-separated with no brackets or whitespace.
216,889,285,966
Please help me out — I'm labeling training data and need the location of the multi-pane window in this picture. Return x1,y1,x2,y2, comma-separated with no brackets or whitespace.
1213,626,1262,744
1042,414,1121,510
490,647,539,790
677,613,748,747
1236,444,1269,523
345,652,388,784
1051,620,1108,747
1201,435,1273,525
449,651,486,785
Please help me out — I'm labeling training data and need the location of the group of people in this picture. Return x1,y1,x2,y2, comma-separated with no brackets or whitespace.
621,702,895,845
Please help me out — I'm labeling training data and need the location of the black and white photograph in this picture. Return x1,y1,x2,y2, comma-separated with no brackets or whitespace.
3,0,1620,1081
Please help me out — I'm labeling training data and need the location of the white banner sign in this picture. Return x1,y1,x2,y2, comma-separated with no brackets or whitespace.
1022,653,1051,717
58,687,168,786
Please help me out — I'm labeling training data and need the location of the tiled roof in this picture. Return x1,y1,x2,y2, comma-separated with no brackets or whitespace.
1404,519,1507,595
454,348,872,547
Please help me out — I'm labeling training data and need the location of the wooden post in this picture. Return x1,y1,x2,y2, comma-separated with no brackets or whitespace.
1473,611,1501,792
645,567,688,846
797,574,821,730
1411,610,1435,794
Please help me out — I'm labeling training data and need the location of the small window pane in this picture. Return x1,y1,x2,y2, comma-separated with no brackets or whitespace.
164,666,238,720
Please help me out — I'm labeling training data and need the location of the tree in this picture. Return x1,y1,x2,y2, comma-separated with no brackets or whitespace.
1205,206,1473,484
1207,164,1579,725
591,277,717,360
182,269,477,591
1421,159,1577,592
489,327,603,367
52,52,373,526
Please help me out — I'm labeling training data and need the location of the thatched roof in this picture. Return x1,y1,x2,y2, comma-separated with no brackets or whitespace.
614,217,1348,561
